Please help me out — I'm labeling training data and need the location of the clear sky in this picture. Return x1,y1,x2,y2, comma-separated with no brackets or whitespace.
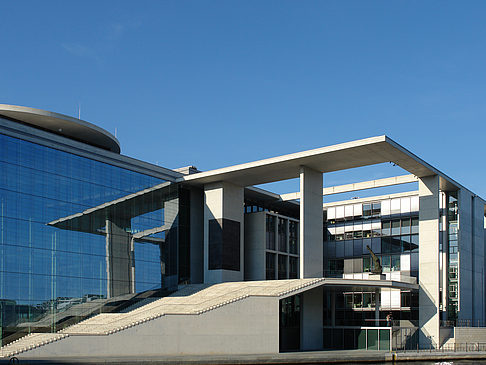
1,1,485,198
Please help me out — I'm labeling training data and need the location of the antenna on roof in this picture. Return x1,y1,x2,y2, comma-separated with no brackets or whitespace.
78,102,81,119
115,128,117,138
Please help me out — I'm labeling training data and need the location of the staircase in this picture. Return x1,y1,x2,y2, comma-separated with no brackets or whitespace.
0,278,325,359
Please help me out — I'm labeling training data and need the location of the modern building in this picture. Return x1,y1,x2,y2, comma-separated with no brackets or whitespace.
0,104,485,359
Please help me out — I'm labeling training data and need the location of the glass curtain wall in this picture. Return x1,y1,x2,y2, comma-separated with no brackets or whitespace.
0,133,180,345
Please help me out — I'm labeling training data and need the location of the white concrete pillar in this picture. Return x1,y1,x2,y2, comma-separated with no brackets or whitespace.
299,166,323,278
418,175,440,348
204,182,244,284
301,287,323,350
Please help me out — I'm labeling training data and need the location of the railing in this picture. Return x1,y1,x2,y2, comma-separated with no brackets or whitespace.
399,342,486,352
441,319,486,327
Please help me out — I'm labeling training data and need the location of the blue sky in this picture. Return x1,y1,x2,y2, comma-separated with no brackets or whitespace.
1,1,485,198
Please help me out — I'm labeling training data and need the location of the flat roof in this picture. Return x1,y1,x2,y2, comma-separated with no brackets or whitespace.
0,104,120,153
178,135,483,201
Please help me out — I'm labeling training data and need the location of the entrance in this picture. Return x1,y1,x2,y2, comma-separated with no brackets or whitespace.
279,294,301,351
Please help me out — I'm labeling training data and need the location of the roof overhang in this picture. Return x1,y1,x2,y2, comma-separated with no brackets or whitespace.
0,104,120,153
178,135,465,194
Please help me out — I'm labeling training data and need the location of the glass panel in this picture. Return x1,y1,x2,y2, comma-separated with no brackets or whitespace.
379,329,390,351
357,329,367,349
391,255,400,271
278,255,287,279
401,218,411,235
289,257,298,279
266,253,276,280
382,221,391,236
266,215,276,250
363,204,372,218
367,329,378,350
411,217,419,234
289,221,298,254
353,239,363,256
382,255,391,273
391,219,401,235
278,218,287,252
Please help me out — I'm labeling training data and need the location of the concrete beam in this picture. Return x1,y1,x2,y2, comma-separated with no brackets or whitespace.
280,174,418,201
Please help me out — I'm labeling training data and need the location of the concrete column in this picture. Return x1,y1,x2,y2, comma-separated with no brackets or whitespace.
472,195,485,323
204,182,244,284
106,218,132,298
418,175,440,348
299,166,323,278
301,287,323,350
458,188,473,322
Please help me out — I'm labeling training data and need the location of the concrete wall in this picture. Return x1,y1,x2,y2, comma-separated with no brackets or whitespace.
244,212,266,280
454,327,486,344
299,166,323,278
23,296,280,358
418,175,440,347
472,196,485,323
458,188,473,321
301,286,323,350
204,182,244,283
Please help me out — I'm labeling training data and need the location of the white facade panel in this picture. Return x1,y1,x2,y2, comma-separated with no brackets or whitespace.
411,196,419,212
400,197,411,213
327,207,336,220
391,198,401,214
381,199,391,215
336,206,345,219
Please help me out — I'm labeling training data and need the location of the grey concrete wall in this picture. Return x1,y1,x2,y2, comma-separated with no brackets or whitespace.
472,196,485,323
204,182,244,283
23,296,280,358
244,212,266,280
458,189,473,321
418,175,440,347
299,166,323,278
454,327,486,343
301,286,323,350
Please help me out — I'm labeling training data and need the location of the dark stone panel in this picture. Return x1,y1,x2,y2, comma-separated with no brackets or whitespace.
209,218,240,271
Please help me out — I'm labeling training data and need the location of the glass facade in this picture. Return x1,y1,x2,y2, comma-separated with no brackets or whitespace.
324,196,420,326
447,192,459,320
0,132,184,345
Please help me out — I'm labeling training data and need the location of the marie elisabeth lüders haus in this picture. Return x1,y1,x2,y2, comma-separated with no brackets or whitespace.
0,104,485,359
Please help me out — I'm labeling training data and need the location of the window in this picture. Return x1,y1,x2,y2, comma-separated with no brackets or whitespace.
278,218,287,252
266,253,276,280
382,221,391,236
372,202,381,217
363,204,372,218
278,255,287,279
391,220,400,235
266,215,276,250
